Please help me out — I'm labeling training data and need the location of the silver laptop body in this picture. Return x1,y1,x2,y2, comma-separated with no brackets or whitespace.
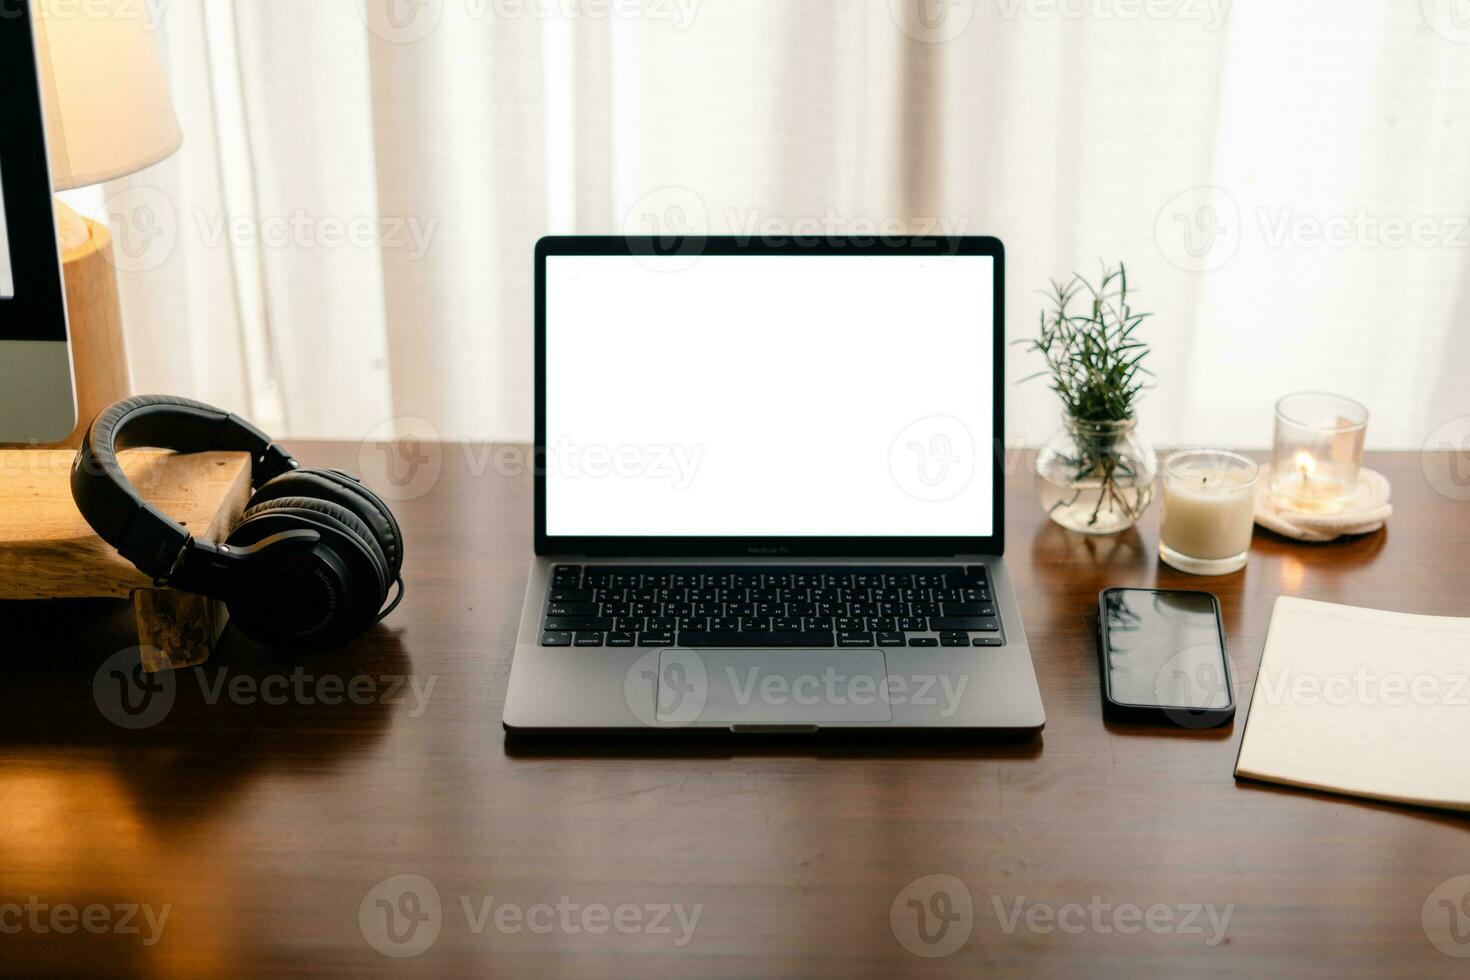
505,236,1045,735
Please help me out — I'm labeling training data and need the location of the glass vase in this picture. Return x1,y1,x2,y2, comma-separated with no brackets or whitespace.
1035,416,1157,535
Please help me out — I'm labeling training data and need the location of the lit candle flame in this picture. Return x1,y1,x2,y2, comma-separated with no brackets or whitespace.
1294,451,1316,482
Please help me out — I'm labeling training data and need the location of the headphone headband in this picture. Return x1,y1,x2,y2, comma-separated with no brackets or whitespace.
71,395,299,581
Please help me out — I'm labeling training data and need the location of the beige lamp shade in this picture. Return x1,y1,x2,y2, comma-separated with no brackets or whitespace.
33,0,183,190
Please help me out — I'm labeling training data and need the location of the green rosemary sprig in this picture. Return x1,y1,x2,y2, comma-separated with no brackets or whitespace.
1017,263,1155,527
1016,263,1153,424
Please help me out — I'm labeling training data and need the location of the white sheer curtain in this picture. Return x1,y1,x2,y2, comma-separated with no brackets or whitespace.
91,0,1470,448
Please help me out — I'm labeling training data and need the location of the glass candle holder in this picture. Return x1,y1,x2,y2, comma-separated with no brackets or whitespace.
1268,392,1368,514
1159,449,1260,576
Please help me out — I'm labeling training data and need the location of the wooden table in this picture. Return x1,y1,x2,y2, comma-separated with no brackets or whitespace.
1,446,1466,977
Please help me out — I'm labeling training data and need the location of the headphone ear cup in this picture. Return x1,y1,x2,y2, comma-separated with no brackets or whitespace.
227,496,390,647
237,495,391,597
248,469,403,579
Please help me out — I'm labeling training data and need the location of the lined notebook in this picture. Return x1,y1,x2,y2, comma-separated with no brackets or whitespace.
1235,596,1470,811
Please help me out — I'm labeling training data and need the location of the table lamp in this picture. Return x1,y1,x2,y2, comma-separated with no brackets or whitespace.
34,0,182,447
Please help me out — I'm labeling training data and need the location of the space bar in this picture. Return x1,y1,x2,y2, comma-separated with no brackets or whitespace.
678,631,835,648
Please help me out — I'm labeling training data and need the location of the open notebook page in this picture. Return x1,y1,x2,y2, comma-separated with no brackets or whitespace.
1235,596,1470,811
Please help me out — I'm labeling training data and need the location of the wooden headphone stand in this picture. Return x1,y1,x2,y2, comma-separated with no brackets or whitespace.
0,448,251,672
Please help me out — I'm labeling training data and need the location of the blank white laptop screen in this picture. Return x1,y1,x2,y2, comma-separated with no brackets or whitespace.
545,253,996,539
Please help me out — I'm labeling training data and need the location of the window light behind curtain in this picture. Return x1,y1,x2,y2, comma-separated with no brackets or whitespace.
76,0,1470,450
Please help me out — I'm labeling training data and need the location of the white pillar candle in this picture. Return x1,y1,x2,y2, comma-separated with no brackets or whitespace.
1159,450,1260,575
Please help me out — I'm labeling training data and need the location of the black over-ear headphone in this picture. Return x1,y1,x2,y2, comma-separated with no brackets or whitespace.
71,395,404,650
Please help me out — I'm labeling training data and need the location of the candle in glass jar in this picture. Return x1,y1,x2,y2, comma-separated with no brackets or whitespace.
1270,449,1354,511
1159,450,1260,576
1268,393,1367,513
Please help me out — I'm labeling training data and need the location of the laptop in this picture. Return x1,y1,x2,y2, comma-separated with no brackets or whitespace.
504,235,1045,735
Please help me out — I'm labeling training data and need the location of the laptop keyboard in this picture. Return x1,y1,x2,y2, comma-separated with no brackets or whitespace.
539,565,1004,649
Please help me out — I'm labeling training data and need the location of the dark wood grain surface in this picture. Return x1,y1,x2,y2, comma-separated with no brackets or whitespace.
2,446,1467,977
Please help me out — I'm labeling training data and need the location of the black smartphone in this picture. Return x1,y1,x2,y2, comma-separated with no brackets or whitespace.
1097,588,1235,728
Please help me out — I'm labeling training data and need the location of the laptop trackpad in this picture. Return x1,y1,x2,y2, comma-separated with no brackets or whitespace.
657,649,892,726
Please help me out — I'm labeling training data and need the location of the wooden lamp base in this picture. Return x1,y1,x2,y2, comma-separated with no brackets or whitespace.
47,197,134,449
0,448,251,671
